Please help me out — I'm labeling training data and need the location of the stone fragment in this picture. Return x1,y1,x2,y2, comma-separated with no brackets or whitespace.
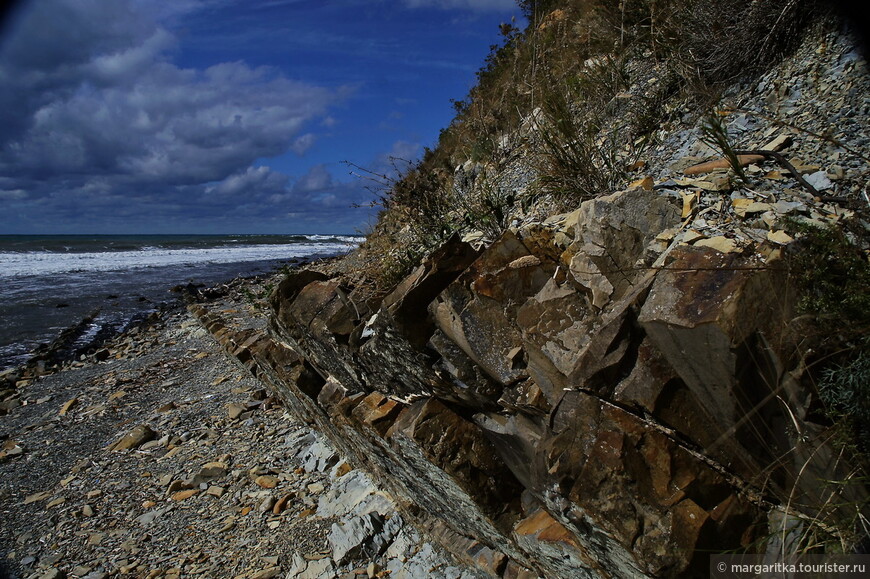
46,497,66,508
206,485,225,498
767,230,794,245
805,170,833,191
250,567,281,579
683,154,764,175
694,236,738,253
307,483,324,494
761,134,792,151
681,191,698,218
254,475,279,489
673,175,731,191
732,198,771,217
272,493,293,514
23,491,51,504
258,496,275,514
167,480,193,494
629,175,654,190
170,489,199,501
193,462,227,485
226,403,246,420
110,424,157,451
59,397,78,416
333,462,352,478
135,508,168,525
0,440,24,460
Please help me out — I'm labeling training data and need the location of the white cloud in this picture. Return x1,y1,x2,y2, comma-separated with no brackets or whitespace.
0,189,27,200
0,0,339,199
290,133,317,155
205,166,289,198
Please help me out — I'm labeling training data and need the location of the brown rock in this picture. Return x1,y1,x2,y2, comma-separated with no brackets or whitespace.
170,489,199,501
272,493,293,514
254,475,278,489
227,403,246,420
59,397,78,416
110,425,157,451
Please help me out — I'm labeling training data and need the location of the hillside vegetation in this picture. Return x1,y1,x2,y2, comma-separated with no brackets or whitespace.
357,0,832,282
334,0,870,555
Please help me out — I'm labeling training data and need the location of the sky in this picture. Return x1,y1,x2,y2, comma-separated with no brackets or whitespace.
0,0,522,235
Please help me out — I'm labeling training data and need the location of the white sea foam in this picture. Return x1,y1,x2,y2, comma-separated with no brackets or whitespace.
0,241,357,278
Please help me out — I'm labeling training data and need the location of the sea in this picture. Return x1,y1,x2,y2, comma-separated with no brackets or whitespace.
0,234,362,370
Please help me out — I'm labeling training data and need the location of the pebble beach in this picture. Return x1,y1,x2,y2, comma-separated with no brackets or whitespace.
0,273,478,579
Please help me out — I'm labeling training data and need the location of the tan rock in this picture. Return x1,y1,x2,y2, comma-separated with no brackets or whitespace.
198,462,227,479
254,475,278,489
250,566,281,579
629,175,654,190
680,191,698,218
694,236,738,253
272,493,293,514
681,229,705,244
673,176,731,191
170,489,199,501
227,403,246,420
110,424,157,451
23,491,51,504
683,154,764,175
206,485,225,498
761,134,792,152
333,462,352,478
767,230,794,245
59,397,78,416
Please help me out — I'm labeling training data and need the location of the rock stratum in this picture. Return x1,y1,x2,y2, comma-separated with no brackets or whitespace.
190,194,855,578
185,22,870,579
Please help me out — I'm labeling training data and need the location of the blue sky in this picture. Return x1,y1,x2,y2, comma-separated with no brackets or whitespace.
0,0,522,234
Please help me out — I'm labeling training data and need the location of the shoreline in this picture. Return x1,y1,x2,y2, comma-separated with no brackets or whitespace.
0,252,344,393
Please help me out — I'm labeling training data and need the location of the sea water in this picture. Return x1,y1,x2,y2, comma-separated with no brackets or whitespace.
0,234,361,369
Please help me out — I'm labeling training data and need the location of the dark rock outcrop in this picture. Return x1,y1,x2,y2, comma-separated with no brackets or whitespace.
192,186,864,577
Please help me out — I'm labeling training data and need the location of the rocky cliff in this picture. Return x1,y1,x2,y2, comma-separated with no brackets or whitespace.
193,16,870,579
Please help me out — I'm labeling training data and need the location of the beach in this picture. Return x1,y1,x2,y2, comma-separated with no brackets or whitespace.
0,270,476,579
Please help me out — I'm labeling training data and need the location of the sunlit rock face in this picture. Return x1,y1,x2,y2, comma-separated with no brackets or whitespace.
195,187,854,577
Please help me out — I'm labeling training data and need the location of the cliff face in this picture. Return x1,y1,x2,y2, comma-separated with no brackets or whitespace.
193,195,861,576
196,14,870,579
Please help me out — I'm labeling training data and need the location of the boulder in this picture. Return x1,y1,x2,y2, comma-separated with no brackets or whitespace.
568,187,680,309
431,231,556,387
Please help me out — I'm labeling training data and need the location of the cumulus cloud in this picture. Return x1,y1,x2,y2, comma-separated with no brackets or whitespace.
293,164,335,193
289,133,317,155
0,0,343,231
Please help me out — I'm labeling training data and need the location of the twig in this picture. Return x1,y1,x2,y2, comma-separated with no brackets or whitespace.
734,149,820,196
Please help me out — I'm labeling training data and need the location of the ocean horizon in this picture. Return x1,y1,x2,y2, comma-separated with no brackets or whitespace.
0,233,362,370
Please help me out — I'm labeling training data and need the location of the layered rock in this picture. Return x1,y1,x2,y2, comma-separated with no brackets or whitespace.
193,186,860,577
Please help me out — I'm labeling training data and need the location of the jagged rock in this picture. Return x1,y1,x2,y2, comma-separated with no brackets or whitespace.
328,511,400,564
431,230,555,389
379,233,479,347
637,245,796,480
567,187,680,309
